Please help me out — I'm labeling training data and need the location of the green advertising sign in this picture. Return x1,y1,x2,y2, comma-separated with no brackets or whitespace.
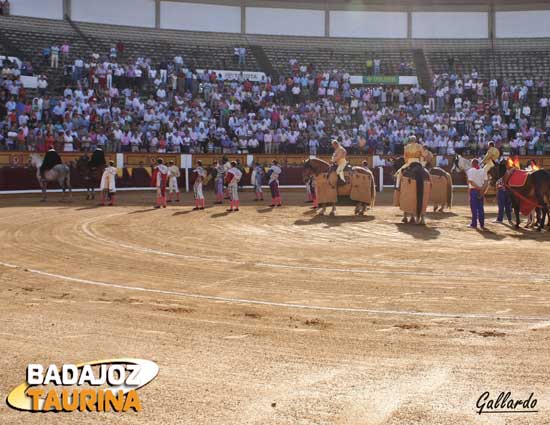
362,75,399,85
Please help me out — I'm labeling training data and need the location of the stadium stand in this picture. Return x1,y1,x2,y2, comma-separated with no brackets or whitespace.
1,11,550,159
3,14,550,97
0,15,415,82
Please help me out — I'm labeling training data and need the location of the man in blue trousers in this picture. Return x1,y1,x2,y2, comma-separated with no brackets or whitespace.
466,159,488,229
494,161,512,225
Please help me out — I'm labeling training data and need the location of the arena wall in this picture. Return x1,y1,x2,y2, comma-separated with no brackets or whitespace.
495,11,550,38
5,153,550,192
160,1,241,33
9,0,63,20
329,11,407,38
411,12,489,38
71,0,156,27
245,7,325,36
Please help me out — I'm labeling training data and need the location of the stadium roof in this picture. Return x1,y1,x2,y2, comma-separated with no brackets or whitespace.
244,0,550,7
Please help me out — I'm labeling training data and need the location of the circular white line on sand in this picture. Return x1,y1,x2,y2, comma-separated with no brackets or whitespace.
2,261,549,322
80,213,550,282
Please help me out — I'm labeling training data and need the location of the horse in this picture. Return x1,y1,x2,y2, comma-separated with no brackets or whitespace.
393,157,452,212
451,154,479,174
75,155,105,200
500,166,550,231
30,153,72,202
303,158,375,216
452,153,499,199
452,154,498,177
393,160,431,224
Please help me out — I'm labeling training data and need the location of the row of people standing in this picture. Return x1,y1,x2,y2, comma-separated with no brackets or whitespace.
150,157,283,211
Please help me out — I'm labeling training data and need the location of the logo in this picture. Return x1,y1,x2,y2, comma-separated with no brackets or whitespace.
7,358,158,413
476,391,538,415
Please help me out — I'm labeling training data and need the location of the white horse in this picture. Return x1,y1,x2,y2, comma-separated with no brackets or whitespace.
30,153,72,202
451,154,490,174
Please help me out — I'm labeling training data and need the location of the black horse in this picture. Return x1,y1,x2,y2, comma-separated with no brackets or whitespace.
76,154,106,200
492,163,550,231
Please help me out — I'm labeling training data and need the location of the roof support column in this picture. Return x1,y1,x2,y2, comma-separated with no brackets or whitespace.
324,0,330,37
241,0,246,34
155,0,161,29
63,0,71,19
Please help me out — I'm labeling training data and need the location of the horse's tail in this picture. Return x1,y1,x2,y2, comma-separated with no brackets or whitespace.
446,172,453,209
415,167,424,218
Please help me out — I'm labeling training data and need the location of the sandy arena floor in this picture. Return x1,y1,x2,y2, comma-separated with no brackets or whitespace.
0,190,549,425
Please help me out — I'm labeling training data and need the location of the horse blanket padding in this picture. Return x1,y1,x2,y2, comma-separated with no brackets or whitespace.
315,173,337,204
337,172,353,197
429,168,452,207
508,170,529,187
430,175,448,205
396,177,431,215
316,169,373,205
350,168,374,204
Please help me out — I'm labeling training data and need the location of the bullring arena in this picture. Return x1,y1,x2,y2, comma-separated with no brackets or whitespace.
1,184,550,424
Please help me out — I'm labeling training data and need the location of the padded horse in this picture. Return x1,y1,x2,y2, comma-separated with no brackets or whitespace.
303,158,376,216
394,157,452,212
394,162,431,224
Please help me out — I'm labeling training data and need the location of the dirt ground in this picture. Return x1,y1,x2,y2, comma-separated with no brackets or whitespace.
0,189,549,425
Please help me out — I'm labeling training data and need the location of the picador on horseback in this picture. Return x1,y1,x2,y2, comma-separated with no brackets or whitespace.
421,145,434,169
76,147,107,200
89,147,107,170
31,147,71,202
481,141,500,173
39,146,62,180
331,139,348,184
393,135,432,224
394,135,424,186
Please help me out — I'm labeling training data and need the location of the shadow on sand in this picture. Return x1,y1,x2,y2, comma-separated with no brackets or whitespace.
294,214,374,228
127,208,159,214
394,222,441,240
172,209,194,216
508,226,550,242
475,228,506,241
211,211,234,218
257,206,282,213
75,204,103,210
424,211,459,221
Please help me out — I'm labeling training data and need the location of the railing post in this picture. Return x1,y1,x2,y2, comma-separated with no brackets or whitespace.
181,154,192,192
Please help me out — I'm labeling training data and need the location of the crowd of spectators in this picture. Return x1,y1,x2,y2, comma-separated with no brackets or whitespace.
1,47,549,158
